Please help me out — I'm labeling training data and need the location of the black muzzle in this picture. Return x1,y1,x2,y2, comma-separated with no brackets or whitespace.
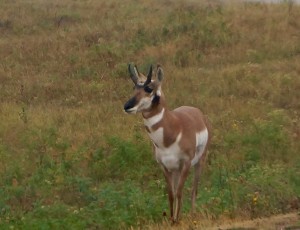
124,97,137,113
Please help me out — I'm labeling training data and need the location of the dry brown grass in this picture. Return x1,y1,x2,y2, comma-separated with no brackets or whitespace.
143,212,300,230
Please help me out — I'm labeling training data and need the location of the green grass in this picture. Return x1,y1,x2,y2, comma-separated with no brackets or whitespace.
0,0,300,229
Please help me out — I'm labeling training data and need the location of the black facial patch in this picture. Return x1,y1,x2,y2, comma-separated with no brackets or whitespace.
144,86,153,94
152,94,160,105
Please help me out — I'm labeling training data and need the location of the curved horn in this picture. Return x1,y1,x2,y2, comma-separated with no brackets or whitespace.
144,65,153,86
128,64,139,85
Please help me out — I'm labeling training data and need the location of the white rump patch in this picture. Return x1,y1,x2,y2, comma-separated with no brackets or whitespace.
191,128,209,166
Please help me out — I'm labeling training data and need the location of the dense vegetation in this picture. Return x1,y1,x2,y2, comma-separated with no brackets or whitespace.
0,0,299,229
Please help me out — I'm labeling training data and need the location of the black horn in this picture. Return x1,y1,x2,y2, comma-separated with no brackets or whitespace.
144,65,153,86
128,64,139,85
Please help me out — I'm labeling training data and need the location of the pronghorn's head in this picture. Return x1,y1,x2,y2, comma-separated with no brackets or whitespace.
124,64,164,114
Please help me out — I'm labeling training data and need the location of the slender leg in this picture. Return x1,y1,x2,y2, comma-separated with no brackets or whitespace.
171,171,180,223
192,140,210,214
191,161,201,214
172,171,180,196
173,160,191,222
161,166,174,219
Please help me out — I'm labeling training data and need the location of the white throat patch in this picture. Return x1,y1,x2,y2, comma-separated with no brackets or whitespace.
143,108,165,127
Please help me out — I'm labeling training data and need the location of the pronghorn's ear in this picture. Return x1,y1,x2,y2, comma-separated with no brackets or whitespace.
128,63,139,85
156,64,164,83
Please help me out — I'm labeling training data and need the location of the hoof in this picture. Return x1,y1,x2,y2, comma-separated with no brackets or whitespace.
171,218,179,225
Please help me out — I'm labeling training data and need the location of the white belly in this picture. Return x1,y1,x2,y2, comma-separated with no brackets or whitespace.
154,128,209,171
155,143,184,171
152,131,184,171
148,123,209,171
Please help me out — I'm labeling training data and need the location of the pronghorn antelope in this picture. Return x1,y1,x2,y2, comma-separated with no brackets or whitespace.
123,64,211,222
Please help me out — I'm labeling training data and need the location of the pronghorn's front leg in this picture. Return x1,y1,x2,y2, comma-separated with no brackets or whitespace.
161,166,174,219
173,160,191,222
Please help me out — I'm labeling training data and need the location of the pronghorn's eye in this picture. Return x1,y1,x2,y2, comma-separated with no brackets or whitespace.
144,86,153,93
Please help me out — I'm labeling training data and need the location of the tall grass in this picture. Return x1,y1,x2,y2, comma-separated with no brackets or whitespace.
0,0,299,228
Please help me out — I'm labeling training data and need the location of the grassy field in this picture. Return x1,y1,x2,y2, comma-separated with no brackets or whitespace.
0,0,300,229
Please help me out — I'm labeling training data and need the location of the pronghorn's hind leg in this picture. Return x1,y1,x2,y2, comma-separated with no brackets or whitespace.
191,140,211,214
191,161,201,214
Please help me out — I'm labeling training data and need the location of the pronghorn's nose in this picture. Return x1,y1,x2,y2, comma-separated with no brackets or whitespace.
124,97,136,112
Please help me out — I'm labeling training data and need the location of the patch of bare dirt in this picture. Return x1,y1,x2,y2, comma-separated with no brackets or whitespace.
209,212,300,230
145,212,300,230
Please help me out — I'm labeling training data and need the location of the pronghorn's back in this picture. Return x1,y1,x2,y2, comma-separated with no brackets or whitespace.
124,64,212,223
